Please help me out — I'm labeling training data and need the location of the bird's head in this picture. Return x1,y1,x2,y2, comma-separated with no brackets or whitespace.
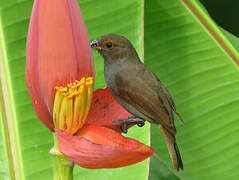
91,34,139,63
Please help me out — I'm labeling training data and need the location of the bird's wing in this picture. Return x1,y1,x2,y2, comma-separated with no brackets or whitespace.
114,66,176,134
159,84,184,123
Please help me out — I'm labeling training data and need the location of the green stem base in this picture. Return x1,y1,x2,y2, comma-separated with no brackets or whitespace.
50,133,74,180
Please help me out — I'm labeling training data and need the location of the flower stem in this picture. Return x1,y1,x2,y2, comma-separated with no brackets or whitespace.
50,133,74,180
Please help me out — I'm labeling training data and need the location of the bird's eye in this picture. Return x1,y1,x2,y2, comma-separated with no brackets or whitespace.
106,42,113,48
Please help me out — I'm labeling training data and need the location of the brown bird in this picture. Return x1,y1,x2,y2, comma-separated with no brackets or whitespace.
91,34,184,171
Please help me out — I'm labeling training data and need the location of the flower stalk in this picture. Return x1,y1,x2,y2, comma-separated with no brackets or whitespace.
50,134,74,180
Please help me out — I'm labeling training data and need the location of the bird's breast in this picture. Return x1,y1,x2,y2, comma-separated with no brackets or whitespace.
104,60,125,84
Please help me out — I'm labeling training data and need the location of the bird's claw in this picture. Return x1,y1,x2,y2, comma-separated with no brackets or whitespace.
120,124,128,133
137,121,145,127
113,117,145,134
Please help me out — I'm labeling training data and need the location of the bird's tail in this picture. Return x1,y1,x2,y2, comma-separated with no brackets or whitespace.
160,126,183,171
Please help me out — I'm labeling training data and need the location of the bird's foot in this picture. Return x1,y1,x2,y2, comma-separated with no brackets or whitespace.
113,117,145,134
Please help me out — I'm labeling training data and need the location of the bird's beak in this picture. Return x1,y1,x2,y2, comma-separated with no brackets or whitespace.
90,40,101,51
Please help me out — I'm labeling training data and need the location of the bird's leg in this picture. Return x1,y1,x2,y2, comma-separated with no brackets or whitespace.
113,116,145,133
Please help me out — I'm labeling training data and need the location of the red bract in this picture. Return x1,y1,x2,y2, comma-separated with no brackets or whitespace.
26,0,154,169
85,88,136,132
55,87,154,168
56,88,154,169
56,125,153,169
26,0,94,130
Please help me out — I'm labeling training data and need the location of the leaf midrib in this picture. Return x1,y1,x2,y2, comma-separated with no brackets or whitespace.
182,0,239,66
0,13,25,180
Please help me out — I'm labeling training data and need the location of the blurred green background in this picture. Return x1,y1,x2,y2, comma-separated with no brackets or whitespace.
200,0,239,36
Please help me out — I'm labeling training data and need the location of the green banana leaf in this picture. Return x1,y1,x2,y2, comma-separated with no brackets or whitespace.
145,0,239,180
0,0,150,179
